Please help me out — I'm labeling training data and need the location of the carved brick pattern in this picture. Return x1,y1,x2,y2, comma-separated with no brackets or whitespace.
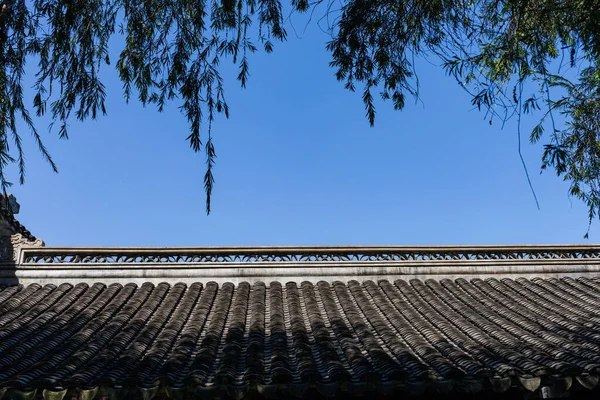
0,234,44,263
21,248,600,265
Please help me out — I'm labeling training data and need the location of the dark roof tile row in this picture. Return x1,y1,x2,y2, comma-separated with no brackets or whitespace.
0,277,600,398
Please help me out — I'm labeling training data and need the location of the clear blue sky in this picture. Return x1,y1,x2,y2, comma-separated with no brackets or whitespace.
11,17,595,246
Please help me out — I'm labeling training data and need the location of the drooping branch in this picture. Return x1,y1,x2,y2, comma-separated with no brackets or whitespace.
0,0,599,230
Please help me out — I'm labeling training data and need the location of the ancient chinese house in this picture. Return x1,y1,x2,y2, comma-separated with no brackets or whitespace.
1,197,600,399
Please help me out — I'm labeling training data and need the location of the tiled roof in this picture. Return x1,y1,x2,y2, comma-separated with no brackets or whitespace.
0,195,37,242
1,277,600,399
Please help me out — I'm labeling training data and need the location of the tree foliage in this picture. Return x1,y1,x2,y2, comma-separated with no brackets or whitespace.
1,0,599,230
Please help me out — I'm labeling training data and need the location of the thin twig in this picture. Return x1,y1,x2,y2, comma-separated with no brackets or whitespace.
518,80,540,210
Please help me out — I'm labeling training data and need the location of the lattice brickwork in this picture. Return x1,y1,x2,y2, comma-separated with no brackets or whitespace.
20,246,600,265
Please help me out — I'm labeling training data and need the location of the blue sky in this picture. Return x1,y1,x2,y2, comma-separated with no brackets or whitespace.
11,17,594,246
